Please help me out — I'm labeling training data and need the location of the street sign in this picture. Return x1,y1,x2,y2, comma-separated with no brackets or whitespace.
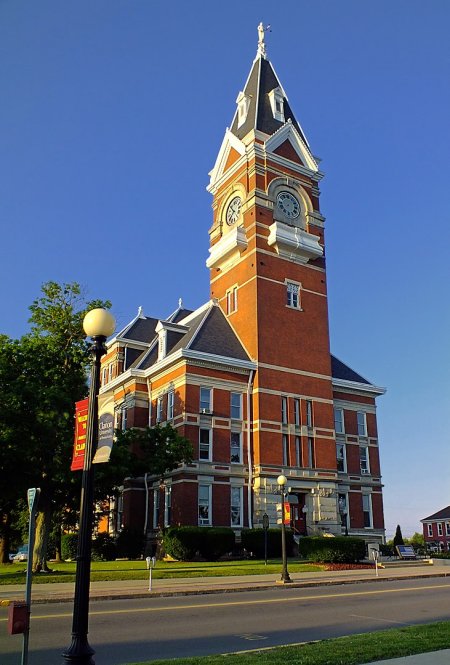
27,488,40,514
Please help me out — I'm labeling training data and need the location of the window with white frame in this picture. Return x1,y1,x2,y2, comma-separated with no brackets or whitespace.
295,436,302,466
230,486,243,527
198,484,211,525
121,407,128,431
108,363,114,382
282,433,289,466
153,488,160,529
164,485,172,527
294,399,300,426
336,443,346,473
102,367,108,385
446,523,450,536
200,387,212,413
438,523,443,536
227,286,238,314
306,400,313,428
230,431,242,463
359,446,370,474
307,437,315,467
156,395,163,422
334,408,344,434
281,396,288,424
199,428,212,461
167,390,174,420
268,87,285,122
362,494,372,528
427,524,433,537
338,493,348,529
286,282,300,309
357,411,367,436
230,392,242,420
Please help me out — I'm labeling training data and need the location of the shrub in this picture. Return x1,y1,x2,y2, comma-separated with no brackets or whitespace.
116,527,145,559
241,528,295,558
61,533,78,561
198,528,235,561
298,536,366,563
164,527,205,561
91,533,117,561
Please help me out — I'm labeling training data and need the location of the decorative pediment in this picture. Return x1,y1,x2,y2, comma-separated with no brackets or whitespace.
265,121,318,173
208,130,246,192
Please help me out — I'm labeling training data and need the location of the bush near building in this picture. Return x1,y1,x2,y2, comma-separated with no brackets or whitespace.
298,536,366,563
163,527,236,561
241,528,295,558
61,534,78,561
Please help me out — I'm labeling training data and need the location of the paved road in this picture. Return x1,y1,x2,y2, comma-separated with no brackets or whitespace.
2,576,450,665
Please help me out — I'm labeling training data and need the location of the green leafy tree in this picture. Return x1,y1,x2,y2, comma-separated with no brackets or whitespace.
393,524,405,548
0,282,111,570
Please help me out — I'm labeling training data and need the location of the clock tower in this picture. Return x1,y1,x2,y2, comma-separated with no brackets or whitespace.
206,25,341,528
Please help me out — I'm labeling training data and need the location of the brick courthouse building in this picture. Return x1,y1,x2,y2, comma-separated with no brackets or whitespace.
99,27,386,544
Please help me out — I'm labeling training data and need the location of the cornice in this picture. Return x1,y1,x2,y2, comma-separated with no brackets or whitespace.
332,378,386,397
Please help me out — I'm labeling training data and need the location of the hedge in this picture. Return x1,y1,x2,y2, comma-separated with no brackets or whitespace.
61,533,78,561
241,528,295,558
163,527,235,561
298,536,366,563
91,533,117,561
116,527,145,559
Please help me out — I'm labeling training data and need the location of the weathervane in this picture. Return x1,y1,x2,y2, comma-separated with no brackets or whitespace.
257,22,271,58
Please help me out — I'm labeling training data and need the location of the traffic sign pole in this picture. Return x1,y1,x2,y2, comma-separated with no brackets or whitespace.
22,488,40,665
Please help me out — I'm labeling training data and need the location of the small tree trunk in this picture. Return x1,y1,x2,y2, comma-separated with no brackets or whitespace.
33,495,52,573
0,511,12,564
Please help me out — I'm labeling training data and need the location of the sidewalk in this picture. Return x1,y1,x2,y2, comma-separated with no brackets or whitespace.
1,561,450,664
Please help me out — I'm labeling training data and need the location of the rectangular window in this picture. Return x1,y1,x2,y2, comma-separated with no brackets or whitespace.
336,443,346,473
167,391,174,420
230,392,242,420
357,411,367,436
362,494,372,528
199,428,211,461
164,486,172,527
359,446,370,474
200,387,212,413
108,364,114,382
427,524,433,537
282,434,290,466
295,436,302,467
294,399,300,426
198,484,211,526
438,523,443,536
334,408,344,434
102,367,108,384
121,407,128,431
307,437,315,467
153,488,160,529
230,486,243,527
156,396,163,422
446,523,450,536
227,286,238,314
286,282,300,309
338,493,348,530
281,396,288,424
306,400,313,428
230,431,242,463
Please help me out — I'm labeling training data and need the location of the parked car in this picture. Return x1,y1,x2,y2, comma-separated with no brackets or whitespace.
12,546,28,562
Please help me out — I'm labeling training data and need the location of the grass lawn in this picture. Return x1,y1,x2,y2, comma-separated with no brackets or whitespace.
0,559,323,585
126,621,450,665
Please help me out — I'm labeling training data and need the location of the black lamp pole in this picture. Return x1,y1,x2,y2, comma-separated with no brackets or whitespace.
62,328,109,665
278,476,292,584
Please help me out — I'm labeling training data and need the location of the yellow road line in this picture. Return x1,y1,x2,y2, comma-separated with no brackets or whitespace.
1,582,450,622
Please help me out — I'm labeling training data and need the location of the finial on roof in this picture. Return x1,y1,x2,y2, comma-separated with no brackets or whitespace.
138,306,144,317
257,22,271,59
178,297,183,308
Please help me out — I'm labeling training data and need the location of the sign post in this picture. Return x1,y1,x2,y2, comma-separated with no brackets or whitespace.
22,488,40,665
146,556,156,591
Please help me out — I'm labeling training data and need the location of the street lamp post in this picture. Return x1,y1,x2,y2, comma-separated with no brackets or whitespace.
62,308,115,665
277,475,292,584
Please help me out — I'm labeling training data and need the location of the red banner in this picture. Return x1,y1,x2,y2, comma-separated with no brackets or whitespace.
284,502,291,525
71,399,88,471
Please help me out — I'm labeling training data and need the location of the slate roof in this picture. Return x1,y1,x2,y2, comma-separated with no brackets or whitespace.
117,316,159,343
421,507,450,522
331,355,371,385
230,55,308,145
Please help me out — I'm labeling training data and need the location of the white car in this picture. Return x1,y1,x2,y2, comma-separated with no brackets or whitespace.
13,546,28,562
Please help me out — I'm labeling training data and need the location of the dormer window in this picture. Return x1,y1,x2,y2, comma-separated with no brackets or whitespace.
268,87,285,122
236,91,251,128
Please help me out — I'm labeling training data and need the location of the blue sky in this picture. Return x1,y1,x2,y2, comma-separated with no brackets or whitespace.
1,1,449,538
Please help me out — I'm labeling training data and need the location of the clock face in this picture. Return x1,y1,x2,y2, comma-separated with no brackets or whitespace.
276,191,300,219
226,196,242,225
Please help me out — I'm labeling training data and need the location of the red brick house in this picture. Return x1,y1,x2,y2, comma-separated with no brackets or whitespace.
99,27,386,545
421,507,450,551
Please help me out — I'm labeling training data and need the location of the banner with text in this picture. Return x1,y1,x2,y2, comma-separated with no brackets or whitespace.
92,393,115,464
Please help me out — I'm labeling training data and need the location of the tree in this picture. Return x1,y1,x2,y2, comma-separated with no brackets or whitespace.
0,282,111,570
393,524,405,548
